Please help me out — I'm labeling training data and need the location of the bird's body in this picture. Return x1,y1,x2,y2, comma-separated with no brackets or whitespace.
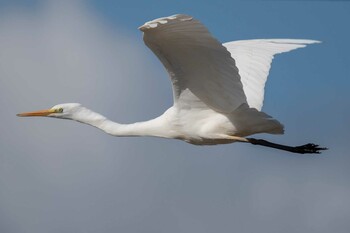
158,103,283,145
17,14,327,153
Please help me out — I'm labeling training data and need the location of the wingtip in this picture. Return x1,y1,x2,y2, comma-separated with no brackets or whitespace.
138,14,193,31
308,40,322,44
273,39,322,45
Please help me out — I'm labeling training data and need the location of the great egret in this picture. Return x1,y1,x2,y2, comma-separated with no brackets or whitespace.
17,14,327,154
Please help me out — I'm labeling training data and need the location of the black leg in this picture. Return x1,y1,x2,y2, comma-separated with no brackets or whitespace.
247,138,328,154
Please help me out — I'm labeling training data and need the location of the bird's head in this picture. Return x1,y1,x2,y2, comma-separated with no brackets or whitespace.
17,103,83,119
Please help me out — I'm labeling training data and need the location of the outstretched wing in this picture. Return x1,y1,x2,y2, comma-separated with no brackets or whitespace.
139,14,247,113
224,39,320,111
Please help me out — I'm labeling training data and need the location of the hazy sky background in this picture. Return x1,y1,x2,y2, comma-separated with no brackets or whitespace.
0,0,349,233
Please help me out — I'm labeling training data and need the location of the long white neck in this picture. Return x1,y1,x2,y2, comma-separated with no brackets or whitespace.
70,107,174,138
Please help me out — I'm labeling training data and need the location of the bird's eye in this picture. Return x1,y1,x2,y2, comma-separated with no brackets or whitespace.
57,108,63,113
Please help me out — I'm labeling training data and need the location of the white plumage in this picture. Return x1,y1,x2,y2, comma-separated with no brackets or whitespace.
17,14,326,153
224,39,320,110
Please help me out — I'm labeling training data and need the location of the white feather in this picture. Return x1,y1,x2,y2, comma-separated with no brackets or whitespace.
140,14,247,113
224,39,321,110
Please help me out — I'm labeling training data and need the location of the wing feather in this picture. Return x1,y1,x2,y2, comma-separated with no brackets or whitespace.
224,39,320,110
140,14,247,113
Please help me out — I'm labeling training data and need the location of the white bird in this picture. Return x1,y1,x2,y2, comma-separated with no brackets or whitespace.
17,14,327,154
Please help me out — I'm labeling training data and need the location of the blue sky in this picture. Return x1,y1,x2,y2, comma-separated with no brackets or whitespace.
0,1,349,233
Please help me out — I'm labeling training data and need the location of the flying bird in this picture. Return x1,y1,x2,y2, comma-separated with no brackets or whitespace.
17,14,327,154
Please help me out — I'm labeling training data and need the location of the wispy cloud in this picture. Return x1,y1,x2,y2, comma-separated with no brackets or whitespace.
0,1,165,232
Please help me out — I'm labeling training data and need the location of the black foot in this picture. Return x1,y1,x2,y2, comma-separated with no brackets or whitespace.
293,143,328,154
247,138,328,154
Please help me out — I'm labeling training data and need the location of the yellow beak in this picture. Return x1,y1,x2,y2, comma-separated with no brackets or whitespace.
17,109,55,117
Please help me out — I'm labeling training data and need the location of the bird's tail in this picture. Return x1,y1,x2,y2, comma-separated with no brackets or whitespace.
230,104,284,137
